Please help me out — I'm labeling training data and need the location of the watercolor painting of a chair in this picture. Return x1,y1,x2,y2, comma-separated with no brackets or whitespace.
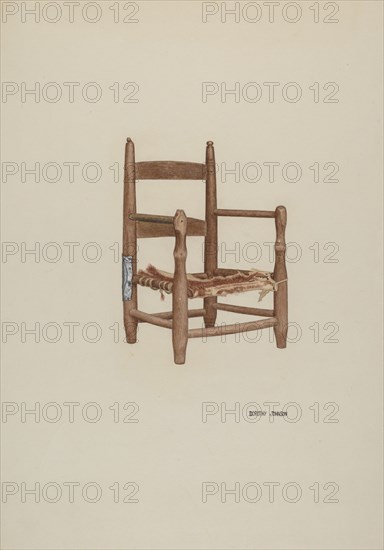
122,138,288,364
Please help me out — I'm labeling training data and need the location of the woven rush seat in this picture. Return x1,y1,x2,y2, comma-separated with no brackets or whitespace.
136,264,278,301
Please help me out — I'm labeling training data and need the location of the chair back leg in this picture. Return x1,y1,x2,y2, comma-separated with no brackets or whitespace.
172,210,188,364
123,138,138,343
203,141,218,328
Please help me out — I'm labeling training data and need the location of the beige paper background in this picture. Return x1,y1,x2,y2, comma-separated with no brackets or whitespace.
1,1,383,549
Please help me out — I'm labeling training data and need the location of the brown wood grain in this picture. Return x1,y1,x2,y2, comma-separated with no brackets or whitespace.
214,303,274,318
172,210,189,364
130,309,172,329
136,161,206,180
215,209,275,218
129,213,206,238
188,318,277,338
123,138,138,344
273,205,288,348
203,141,218,328
135,309,205,321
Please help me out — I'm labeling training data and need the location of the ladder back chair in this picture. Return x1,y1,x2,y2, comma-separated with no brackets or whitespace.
122,138,288,364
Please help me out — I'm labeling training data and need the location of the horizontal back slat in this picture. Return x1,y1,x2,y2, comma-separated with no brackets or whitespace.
136,216,206,238
130,213,174,224
136,161,206,180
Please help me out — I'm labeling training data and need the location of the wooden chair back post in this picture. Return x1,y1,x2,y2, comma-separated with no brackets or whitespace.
172,210,188,364
273,206,288,348
203,141,218,328
123,138,138,343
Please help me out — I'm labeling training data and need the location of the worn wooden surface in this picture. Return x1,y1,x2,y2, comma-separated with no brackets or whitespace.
130,309,172,329
214,303,274,318
203,141,218,328
129,213,206,238
135,309,206,321
188,317,277,338
172,210,189,364
136,161,206,180
273,205,288,348
123,138,138,344
215,209,275,218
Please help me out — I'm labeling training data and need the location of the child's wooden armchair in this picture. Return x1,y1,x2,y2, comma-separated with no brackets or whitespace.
122,138,288,364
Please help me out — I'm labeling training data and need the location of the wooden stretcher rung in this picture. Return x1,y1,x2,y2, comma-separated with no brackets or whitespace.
187,317,277,338
214,303,274,317
136,309,206,322
215,209,275,218
130,309,172,328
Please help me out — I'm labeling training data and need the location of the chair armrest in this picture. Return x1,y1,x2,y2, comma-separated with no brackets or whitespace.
214,208,275,218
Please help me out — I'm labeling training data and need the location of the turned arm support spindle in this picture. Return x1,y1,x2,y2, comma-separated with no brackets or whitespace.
273,205,288,348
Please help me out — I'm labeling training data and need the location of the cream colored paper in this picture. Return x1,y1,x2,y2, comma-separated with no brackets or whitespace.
1,1,382,549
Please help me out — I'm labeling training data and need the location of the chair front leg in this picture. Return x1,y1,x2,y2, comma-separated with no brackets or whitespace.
172,210,189,364
273,205,288,348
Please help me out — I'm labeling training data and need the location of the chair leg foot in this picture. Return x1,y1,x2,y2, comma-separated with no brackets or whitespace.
274,324,287,348
203,297,217,328
174,350,186,365
173,337,188,365
125,321,138,344
124,296,138,344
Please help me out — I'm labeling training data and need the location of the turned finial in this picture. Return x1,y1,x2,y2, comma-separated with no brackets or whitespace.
174,209,187,233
